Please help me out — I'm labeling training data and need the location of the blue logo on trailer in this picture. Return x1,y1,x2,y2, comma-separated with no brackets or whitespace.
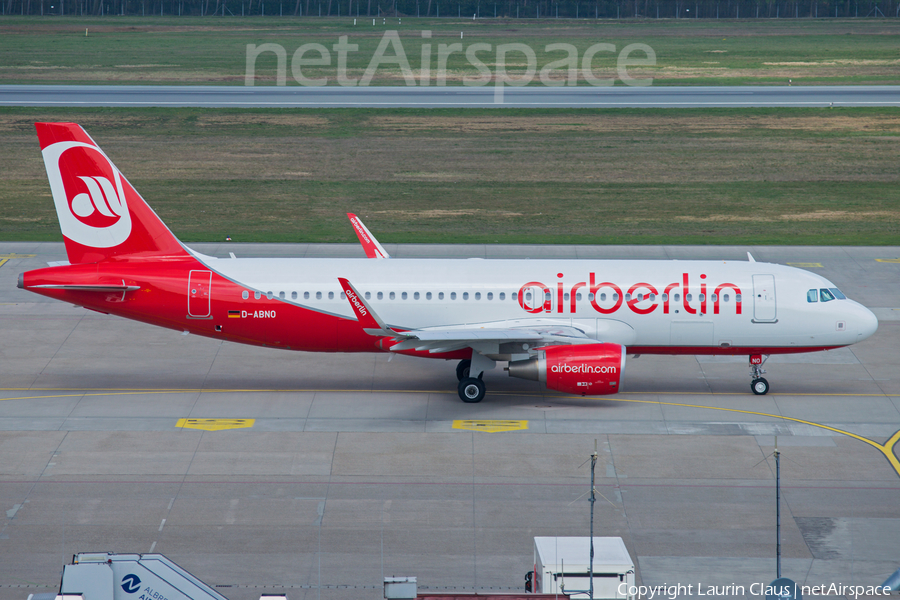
121,574,142,594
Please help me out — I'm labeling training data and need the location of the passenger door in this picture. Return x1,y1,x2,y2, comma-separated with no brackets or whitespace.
752,274,777,322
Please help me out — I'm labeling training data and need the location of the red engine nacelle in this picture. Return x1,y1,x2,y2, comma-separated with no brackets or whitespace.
507,343,626,396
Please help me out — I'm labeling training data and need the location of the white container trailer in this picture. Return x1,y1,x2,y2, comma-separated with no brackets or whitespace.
532,537,635,600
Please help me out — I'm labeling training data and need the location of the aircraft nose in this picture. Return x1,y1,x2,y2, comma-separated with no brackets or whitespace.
856,304,879,341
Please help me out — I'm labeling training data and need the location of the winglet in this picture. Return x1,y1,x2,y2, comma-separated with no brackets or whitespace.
337,277,408,337
347,213,390,259
747,252,756,263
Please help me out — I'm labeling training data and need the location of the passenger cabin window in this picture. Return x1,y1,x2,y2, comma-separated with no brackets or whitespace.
254,292,261,300
414,292,420,300
512,292,518,301
304,291,310,300
451,292,457,300
807,289,818,303
267,291,274,300
291,291,298,300
487,292,493,300
474,292,480,300
426,292,432,300
463,292,469,300
316,292,322,300
390,292,396,300
365,292,371,300
499,292,506,300
377,292,383,300
402,292,408,300
439,292,445,300
340,292,345,300
242,291,249,300
279,291,285,299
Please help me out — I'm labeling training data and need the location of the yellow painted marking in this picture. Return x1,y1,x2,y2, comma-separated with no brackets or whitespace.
176,418,254,431
0,253,36,269
875,258,900,263
602,395,900,478
0,388,896,476
453,419,528,433
787,262,823,268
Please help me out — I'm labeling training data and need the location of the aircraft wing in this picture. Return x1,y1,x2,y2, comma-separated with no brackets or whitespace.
338,277,600,353
347,213,390,259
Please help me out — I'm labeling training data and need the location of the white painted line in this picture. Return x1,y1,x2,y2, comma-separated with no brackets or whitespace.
158,518,166,532
149,541,157,553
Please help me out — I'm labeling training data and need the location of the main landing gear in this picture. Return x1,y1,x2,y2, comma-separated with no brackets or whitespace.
749,354,770,395
458,375,486,403
456,359,471,381
456,355,493,403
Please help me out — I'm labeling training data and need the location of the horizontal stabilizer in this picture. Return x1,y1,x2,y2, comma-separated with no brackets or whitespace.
30,283,140,292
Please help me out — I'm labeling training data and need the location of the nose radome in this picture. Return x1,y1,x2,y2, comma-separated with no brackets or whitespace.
856,305,879,341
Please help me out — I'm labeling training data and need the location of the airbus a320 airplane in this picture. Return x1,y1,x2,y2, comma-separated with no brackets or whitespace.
19,123,878,402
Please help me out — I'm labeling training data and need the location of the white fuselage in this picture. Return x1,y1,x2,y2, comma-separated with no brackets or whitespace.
203,255,878,353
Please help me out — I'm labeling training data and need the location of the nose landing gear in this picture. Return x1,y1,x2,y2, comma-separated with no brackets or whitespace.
749,354,769,395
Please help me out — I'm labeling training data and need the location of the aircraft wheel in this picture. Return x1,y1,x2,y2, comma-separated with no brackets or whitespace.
456,359,471,381
751,377,770,395
458,377,486,403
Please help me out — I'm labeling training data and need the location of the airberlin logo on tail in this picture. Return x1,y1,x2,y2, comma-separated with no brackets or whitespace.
71,175,126,220
42,141,132,248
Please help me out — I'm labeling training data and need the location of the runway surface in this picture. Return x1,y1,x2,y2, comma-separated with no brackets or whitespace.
1,243,899,599
2,84,900,108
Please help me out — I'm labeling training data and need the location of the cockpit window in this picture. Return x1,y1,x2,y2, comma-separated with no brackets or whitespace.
820,288,836,302
830,288,846,300
807,289,818,303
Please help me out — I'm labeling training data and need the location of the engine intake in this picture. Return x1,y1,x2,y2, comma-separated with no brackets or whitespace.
507,343,625,395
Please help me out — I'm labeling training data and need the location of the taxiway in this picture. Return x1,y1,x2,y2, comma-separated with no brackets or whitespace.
1,243,898,599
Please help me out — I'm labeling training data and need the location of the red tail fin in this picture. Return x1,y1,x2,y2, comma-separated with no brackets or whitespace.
35,122,188,264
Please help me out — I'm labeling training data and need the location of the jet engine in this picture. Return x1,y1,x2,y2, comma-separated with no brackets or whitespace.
506,343,625,395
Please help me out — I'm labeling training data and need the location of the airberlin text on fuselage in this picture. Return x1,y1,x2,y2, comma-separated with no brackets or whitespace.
519,272,743,316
